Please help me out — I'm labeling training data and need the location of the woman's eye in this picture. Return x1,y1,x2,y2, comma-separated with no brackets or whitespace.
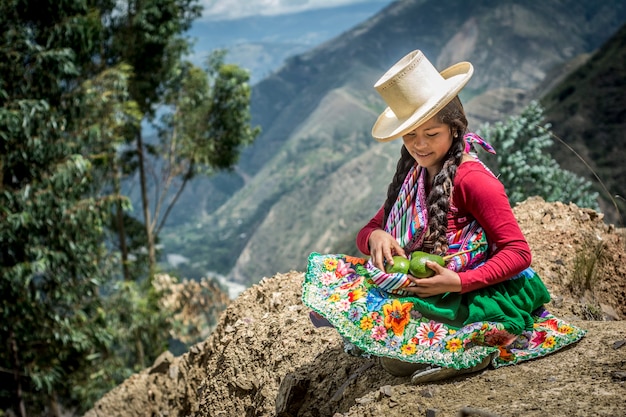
426,132,438,138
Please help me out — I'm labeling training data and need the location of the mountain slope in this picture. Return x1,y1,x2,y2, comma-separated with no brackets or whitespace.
541,23,626,223
162,0,626,285
188,1,393,84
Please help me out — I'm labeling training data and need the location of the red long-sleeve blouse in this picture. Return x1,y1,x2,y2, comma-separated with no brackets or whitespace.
356,161,532,294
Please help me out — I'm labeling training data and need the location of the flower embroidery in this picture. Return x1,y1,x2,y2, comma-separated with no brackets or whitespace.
366,288,387,312
320,271,336,285
497,346,514,362
410,310,423,320
341,276,363,291
415,321,447,346
335,260,355,277
348,288,365,302
383,299,413,336
324,258,338,271
371,325,388,341
328,293,340,302
336,299,351,312
344,255,366,265
385,335,403,349
445,338,463,353
348,306,362,321
484,329,516,347
558,324,573,334
511,332,531,350
401,343,417,355
360,316,374,331
371,312,382,323
530,331,547,348
542,336,556,349
536,318,559,331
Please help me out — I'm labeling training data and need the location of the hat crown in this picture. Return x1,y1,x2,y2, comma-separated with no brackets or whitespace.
374,50,447,119
371,50,473,142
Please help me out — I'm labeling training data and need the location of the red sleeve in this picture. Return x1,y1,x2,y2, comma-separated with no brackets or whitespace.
454,163,532,293
356,206,385,255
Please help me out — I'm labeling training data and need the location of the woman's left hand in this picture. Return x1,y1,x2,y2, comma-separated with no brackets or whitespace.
402,261,462,297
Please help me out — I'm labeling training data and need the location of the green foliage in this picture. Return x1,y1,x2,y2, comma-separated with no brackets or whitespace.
1,0,259,413
0,2,123,412
0,82,116,415
479,101,600,210
107,0,203,116
158,49,260,175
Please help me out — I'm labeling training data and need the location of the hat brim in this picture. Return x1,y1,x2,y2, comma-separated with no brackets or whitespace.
371,62,473,142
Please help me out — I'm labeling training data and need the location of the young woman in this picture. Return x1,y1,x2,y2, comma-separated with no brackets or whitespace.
302,50,585,383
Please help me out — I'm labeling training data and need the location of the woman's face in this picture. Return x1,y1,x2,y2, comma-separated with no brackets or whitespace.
402,116,453,178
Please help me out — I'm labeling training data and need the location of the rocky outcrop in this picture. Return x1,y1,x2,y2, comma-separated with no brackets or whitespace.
86,198,626,417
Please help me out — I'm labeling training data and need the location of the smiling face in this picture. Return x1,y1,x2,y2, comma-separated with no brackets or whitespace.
401,116,454,179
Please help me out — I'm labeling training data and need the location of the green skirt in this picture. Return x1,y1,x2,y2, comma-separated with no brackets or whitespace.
302,252,586,369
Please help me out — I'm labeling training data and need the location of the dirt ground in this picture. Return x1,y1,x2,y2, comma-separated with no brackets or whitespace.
85,197,626,417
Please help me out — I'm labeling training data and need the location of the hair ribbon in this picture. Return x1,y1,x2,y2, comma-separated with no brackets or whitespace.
464,132,496,154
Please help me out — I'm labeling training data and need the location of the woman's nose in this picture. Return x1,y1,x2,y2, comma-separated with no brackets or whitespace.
408,134,425,147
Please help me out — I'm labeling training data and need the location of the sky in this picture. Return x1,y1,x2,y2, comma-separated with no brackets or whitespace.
199,0,392,20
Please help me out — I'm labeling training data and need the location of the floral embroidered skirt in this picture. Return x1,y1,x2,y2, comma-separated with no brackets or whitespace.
302,252,586,369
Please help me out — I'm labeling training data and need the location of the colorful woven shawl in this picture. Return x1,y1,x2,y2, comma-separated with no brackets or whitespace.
367,133,494,294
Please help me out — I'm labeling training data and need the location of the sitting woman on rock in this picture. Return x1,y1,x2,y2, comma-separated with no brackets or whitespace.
302,50,585,383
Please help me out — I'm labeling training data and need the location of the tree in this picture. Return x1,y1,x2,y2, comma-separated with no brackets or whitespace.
0,1,132,414
478,101,599,210
106,0,203,278
1,0,259,413
144,51,260,271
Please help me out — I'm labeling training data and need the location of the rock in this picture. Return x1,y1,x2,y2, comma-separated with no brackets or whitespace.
275,374,310,416
611,371,626,381
419,387,436,398
379,385,393,398
149,351,174,375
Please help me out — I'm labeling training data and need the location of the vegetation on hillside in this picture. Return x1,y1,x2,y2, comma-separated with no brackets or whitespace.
478,101,599,210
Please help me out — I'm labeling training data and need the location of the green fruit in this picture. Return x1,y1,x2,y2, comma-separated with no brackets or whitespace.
409,251,445,278
385,256,410,274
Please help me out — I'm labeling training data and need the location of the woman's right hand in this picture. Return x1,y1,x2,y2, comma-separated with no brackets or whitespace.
368,229,406,271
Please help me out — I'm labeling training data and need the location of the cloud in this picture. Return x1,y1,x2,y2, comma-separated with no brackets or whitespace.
199,0,387,20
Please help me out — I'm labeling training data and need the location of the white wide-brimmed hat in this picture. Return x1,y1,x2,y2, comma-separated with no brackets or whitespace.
372,50,473,142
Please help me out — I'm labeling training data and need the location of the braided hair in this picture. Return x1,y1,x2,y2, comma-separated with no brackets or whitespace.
382,96,468,256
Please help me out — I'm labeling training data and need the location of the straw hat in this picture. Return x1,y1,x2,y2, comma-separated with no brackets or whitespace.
372,50,473,142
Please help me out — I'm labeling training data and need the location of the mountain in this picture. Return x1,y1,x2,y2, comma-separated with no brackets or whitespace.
187,1,393,84
161,0,626,286
541,23,626,223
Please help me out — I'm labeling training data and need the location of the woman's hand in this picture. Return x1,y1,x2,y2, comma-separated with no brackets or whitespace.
368,229,406,271
402,261,462,297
